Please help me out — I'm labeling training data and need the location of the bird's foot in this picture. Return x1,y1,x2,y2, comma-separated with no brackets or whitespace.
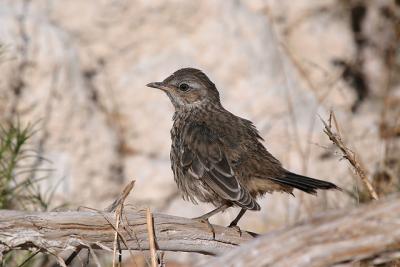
228,222,242,237
192,216,216,239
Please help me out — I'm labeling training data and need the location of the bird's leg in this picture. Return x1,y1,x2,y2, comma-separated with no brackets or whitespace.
192,204,229,239
228,208,247,236
228,208,247,227
193,204,229,221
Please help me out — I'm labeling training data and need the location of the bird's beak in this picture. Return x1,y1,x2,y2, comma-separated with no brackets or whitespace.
146,82,171,91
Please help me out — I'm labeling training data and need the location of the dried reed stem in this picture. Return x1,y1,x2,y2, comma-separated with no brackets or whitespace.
320,111,378,200
112,180,135,267
146,208,158,267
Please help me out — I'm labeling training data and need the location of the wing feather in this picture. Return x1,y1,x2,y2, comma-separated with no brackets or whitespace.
181,123,260,210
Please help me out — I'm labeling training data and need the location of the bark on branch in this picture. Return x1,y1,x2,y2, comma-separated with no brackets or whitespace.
1,196,400,266
0,209,254,259
204,194,400,267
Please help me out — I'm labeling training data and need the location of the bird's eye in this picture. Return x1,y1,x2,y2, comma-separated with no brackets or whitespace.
178,83,190,91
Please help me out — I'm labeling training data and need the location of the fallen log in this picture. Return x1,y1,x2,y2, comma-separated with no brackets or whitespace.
203,194,400,267
0,209,254,260
1,196,399,266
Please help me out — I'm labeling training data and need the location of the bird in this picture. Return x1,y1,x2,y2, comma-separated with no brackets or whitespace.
147,68,340,229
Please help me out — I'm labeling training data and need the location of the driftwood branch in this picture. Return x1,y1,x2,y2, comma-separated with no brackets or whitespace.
1,196,400,266
0,209,254,259
204,194,400,267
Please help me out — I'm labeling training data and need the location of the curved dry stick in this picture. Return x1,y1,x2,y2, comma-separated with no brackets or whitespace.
320,112,379,200
0,209,255,258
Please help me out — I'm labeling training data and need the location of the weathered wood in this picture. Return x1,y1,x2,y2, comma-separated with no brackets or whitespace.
203,194,400,267
2,196,400,266
0,209,254,258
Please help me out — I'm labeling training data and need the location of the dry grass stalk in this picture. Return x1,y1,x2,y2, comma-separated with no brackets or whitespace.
106,180,136,213
101,210,143,266
64,180,136,266
320,111,379,200
111,180,135,267
112,215,121,267
146,208,158,267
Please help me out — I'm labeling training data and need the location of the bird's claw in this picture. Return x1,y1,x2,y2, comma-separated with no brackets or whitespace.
228,224,242,237
193,217,216,239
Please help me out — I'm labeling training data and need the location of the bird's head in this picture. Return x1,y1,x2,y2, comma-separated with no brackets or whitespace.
147,68,221,109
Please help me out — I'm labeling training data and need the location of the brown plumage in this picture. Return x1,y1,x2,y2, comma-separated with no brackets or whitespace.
147,68,340,227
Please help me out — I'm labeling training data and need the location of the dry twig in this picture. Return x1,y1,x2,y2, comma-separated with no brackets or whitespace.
106,180,135,213
111,180,135,267
146,208,158,267
320,111,379,200
65,180,136,266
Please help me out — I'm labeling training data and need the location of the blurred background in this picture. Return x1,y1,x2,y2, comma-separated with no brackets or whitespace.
0,0,399,266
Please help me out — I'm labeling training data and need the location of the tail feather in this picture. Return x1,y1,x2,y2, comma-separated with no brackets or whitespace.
270,171,340,194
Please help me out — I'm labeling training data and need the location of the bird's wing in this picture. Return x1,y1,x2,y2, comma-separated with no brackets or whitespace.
181,123,259,210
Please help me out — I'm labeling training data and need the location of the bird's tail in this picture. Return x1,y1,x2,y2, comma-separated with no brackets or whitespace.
270,171,341,194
